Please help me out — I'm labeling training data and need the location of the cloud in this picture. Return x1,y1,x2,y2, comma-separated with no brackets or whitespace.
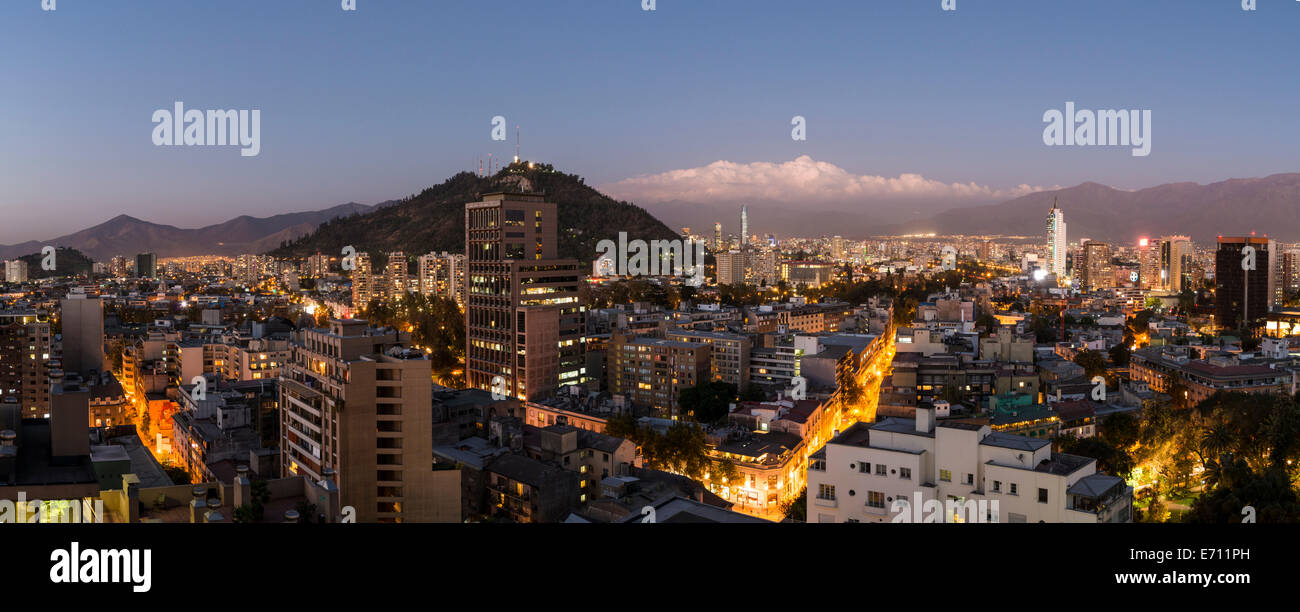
601,155,1048,204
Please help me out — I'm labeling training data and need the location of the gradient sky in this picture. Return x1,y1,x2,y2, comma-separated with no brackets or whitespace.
2,0,1298,243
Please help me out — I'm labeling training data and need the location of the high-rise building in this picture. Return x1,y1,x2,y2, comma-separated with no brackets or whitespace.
1159,236,1193,293
134,253,157,279
740,206,749,247
108,256,129,278
1216,236,1281,331
1282,247,1300,294
1046,199,1067,279
350,252,374,309
279,319,456,522
465,192,585,401
384,252,409,298
3,260,27,283
60,291,105,375
831,236,845,262
713,222,724,252
1137,238,1161,290
417,251,466,303
0,310,51,417
1081,241,1114,291
717,251,746,285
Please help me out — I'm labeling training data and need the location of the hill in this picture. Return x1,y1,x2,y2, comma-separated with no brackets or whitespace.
270,161,678,260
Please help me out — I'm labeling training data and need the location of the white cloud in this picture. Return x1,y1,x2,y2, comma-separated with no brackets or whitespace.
602,155,1047,204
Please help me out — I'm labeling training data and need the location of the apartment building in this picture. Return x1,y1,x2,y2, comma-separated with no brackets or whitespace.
607,335,709,418
0,310,52,417
278,319,456,523
417,251,466,303
666,329,751,387
807,405,1132,523
1130,346,1296,403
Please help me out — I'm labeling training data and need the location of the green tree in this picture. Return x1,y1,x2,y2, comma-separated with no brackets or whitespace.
678,381,737,424
1073,349,1108,379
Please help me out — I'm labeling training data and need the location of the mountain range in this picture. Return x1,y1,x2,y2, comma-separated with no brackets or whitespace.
5,170,1296,262
903,173,1300,244
0,203,389,261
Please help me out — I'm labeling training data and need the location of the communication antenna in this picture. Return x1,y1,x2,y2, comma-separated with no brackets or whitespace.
514,125,520,163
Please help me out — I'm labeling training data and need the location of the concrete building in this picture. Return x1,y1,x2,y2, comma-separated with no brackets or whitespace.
278,319,456,522
607,335,709,418
465,192,586,401
666,329,751,388
807,406,1132,523
0,310,52,418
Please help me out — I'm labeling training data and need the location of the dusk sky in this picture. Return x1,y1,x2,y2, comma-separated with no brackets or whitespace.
2,0,1298,243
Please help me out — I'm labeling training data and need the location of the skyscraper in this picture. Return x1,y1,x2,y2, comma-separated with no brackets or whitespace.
60,291,105,375
740,206,749,247
1216,236,1280,331
465,192,585,401
1046,199,1067,279
135,253,157,279
1160,236,1193,293
713,222,724,252
1081,241,1114,291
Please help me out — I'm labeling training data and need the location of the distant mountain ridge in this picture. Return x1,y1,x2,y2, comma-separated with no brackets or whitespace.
0,202,387,261
910,173,1300,244
270,161,679,261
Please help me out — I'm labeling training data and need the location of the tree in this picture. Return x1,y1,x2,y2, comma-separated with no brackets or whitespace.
678,381,737,424
1108,343,1131,367
1073,349,1108,379
780,487,807,522
738,383,767,402
836,351,863,413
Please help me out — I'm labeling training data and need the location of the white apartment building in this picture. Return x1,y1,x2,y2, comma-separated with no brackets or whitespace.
807,405,1132,524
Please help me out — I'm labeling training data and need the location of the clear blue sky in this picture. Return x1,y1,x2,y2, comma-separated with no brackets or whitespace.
2,0,1297,242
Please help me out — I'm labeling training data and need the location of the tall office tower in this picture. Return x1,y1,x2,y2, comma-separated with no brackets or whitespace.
60,291,104,374
384,252,409,298
1081,241,1114,291
1137,238,1161,290
465,192,585,401
1046,199,1067,279
134,253,158,279
1159,236,1193,293
831,236,845,262
1283,247,1300,293
740,206,749,247
279,319,454,523
716,251,746,285
713,222,724,252
417,251,466,303
1215,236,1280,331
350,252,374,309
0,310,51,417
3,260,27,283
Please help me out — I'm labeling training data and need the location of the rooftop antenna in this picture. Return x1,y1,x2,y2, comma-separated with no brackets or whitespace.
514,125,520,163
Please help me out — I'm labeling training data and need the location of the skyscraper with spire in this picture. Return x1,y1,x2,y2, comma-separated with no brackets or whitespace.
1046,198,1067,279
740,205,749,248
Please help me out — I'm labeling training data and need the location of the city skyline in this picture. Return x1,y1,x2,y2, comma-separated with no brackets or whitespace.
5,0,1300,243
